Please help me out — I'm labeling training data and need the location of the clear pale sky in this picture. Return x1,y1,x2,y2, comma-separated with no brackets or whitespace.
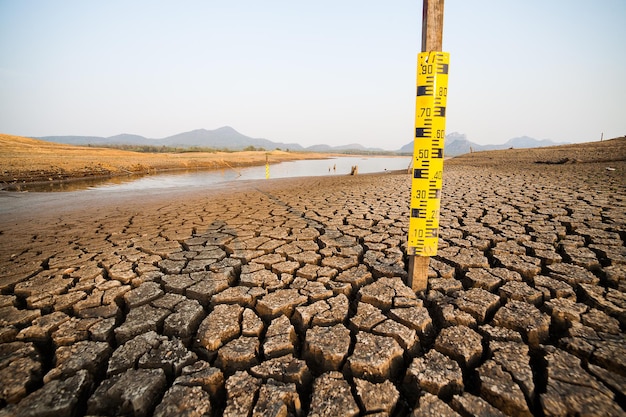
1,1,625,149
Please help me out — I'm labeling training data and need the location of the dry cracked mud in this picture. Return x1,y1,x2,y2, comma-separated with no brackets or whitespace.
0,146,625,416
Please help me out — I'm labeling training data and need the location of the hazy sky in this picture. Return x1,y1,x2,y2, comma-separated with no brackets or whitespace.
1,1,624,149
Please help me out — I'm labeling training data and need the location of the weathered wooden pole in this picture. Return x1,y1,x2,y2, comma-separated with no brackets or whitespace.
421,0,444,52
407,0,445,292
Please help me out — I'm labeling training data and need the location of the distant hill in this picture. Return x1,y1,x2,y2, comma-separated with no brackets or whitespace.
159,127,304,151
36,127,568,156
37,127,398,153
37,127,306,152
398,132,569,156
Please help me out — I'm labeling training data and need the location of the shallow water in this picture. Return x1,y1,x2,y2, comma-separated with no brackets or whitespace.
15,156,411,193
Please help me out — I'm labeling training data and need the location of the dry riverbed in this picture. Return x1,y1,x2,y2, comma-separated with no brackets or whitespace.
0,137,624,416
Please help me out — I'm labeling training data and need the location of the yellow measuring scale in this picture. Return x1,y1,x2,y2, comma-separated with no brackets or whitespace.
408,51,449,256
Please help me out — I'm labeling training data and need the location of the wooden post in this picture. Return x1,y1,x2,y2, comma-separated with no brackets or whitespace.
407,0,445,292
421,0,445,52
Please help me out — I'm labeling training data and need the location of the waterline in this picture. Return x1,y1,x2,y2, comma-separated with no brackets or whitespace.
11,156,411,193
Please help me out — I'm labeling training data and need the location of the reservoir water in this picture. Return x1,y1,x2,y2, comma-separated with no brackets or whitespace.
11,156,411,193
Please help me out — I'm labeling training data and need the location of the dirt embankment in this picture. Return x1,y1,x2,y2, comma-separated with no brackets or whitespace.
446,137,626,168
0,134,333,186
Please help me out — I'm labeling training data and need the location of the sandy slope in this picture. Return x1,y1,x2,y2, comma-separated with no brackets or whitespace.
0,134,332,185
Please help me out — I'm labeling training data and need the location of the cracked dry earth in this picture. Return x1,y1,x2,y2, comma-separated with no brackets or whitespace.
0,159,625,416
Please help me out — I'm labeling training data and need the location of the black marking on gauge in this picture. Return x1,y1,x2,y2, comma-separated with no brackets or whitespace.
416,127,432,138
417,86,432,96
411,208,426,218
413,169,428,179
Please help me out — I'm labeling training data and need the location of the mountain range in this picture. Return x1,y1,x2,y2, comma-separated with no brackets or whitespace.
398,132,568,156
36,126,566,156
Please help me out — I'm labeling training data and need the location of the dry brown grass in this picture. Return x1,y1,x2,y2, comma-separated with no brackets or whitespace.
0,134,332,184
